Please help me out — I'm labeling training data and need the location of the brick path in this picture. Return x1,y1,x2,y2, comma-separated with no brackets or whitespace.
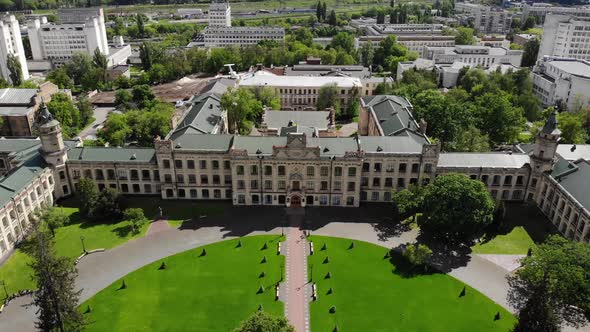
146,219,170,236
284,209,310,332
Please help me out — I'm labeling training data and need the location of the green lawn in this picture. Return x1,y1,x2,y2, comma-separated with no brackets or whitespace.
472,226,535,255
0,207,149,300
471,203,556,255
80,235,285,332
308,236,516,332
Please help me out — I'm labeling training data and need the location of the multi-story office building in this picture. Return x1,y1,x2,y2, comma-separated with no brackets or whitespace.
202,1,285,47
523,3,590,23
1,94,590,261
532,57,590,110
27,8,130,66
454,2,512,34
0,14,29,84
239,71,361,111
423,45,523,67
538,14,590,61
356,35,456,55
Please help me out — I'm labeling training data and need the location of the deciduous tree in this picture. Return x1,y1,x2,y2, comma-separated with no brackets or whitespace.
234,311,295,332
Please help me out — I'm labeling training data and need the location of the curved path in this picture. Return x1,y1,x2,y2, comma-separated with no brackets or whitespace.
0,205,586,332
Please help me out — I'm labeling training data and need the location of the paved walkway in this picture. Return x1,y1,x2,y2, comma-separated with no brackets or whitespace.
0,205,587,332
284,209,309,332
146,219,170,236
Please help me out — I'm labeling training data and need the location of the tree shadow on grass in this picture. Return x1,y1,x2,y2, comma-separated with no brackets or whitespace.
387,248,440,279
372,211,413,242
415,232,473,273
111,224,133,238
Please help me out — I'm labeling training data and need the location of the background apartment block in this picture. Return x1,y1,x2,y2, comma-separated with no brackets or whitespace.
523,3,590,23
0,14,29,84
532,57,590,110
538,14,590,61
454,2,512,34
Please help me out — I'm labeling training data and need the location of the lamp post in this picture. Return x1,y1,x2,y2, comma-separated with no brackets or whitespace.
0,280,8,299
310,264,313,283
80,235,86,253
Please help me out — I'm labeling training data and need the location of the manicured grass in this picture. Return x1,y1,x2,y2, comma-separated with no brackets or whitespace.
0,207,149,299
308,236,516,332
472,226,535,255
80,235,285,332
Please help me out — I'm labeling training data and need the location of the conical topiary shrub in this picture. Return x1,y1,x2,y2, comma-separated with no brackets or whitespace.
120,280,127,290
459,286,466,297
200,249,207,257
323,256,329,264
494,312,501,321
383,251,390,259
84,305,92,314
348,242,355,249
159,262,167,270
329,306,336,314
257,285,265,294
259,271,266,278
236,240,242,248
333,325,338,332
261,256,267,263
321,243,327,251
327,287,333,295
258,304,264,311
325,272,332,279
261,242,268,250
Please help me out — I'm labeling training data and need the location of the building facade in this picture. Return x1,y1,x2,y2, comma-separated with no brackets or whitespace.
423,45,523,68
27,8,111,65
1,96,590,261
532,57,590,110
0,14,29,85
454,2,512,34
523,3,590,23
538,14,590,61
202,0,285,48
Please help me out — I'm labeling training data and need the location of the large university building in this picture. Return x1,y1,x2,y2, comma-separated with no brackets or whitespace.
532,57,590,110
538,14,590,61
0,94,589,261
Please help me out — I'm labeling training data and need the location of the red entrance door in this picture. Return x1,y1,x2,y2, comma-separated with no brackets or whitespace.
291,195,301,207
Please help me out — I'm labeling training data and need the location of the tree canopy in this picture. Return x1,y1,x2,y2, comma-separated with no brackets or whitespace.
508,235,590,329
233,311,295,332
221,87,263,135
419,173,495,243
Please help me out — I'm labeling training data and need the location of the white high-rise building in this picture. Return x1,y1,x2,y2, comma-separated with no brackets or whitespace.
0,14,29,84
532,57,590,110
209,0,231,27
538,14,590,61
202,0,285,48
523,3,590,23
27,8,109,65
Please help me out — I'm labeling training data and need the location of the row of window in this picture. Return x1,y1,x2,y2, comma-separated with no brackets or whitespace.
235,194,356,206
235,165,360,177
163,159,229,170
73,168,159,181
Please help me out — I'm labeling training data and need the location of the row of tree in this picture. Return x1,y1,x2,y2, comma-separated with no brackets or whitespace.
377,66,543,151
47,50,109,92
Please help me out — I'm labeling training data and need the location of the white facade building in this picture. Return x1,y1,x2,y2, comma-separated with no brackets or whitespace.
27,8,109,64
454,2,512,34
202,1,285,48
423,45,523,67
0,14,29,84
532,57,590,110
523,3,590,23
538,14,590,61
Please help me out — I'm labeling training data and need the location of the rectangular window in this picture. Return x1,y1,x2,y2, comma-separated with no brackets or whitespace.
397,178,405,188
399,163,407,173
144,184,152,193
224,160,231,169
224,175,232,185
251,165,258,175
213,175,220,185
212,160,219,170
278,180,286,190
187,160,195,169
361,177,369,186
373,178,381,187
251,180,258,189
142,170,150,180
264,165,272,176
306,181,314,191
347,182,355,192
278,166,286,176
321,181,328,190
307,166,315,177
264,180,272,190
348,167,357,177
374,163,382,172
237,180,245,189
334,167,342,177
133,184,140,193
188,175,196,184
190,189,198,198
334,181,341,191
177,174,184,184
371,191,379,201
202,189,210,198
130,170,139,180
362,163,370,172
163,160,170,169
175,160,183,169
320,166,329,177
200,160,207,169
201,175,208,184
237,165,244,175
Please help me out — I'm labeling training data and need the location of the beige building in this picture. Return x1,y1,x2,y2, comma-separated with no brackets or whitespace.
1,95,589,261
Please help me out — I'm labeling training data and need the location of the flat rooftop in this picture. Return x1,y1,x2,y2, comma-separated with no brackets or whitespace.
240,71,361,88
548,60,590,79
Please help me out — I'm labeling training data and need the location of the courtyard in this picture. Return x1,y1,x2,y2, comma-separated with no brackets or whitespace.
0,199,558,331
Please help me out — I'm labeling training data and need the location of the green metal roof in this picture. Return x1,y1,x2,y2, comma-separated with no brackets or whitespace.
552,160,590,211
0,138,41,154
0,153,48,208
233,136,287,156
307,137,359,157
359,133,428,154
67,147,156,163
173,134,234,151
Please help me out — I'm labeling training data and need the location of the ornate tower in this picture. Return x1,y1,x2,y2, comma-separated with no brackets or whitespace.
527,111,561,201
531,111,561,173
38,103,67,166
